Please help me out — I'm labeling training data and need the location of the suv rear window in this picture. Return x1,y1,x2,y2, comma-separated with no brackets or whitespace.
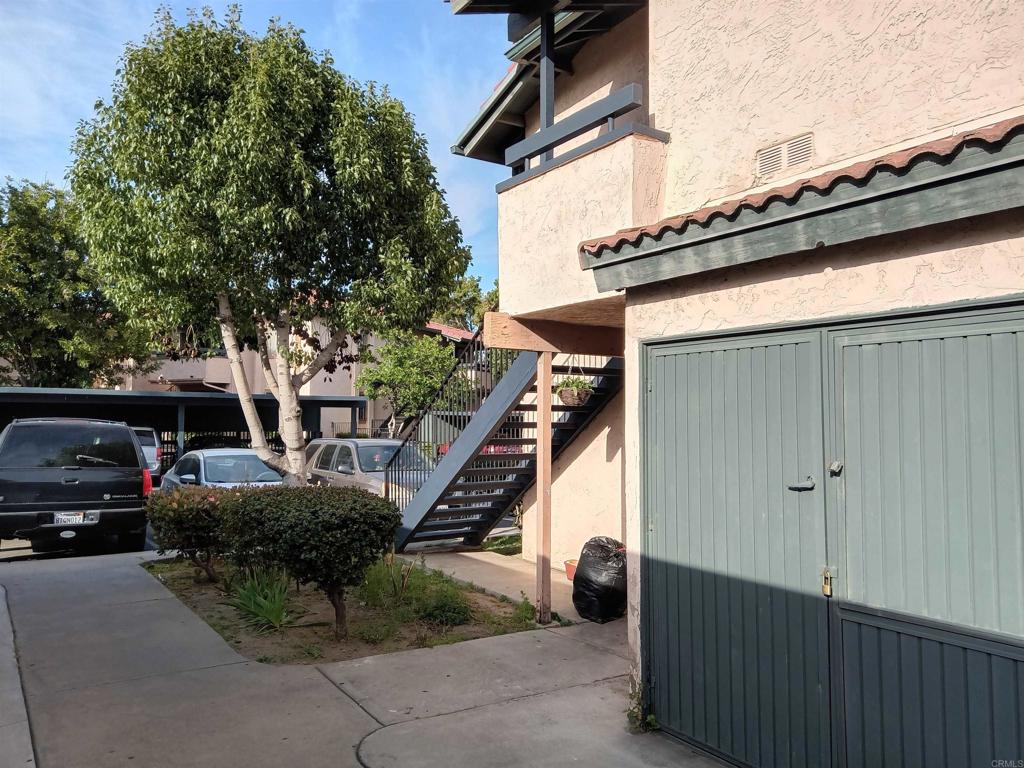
132,428,157,447
0,422,140,468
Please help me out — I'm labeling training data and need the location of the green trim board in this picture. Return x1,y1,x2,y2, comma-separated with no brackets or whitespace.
584,133,1024,291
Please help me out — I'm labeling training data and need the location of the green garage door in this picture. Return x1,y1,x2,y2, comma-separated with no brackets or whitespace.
832,311,1024,768
644,305,1024,768
645,332,831,767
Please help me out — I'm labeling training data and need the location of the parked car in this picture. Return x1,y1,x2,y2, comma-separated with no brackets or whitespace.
0,418,151,552
160,449,283,490
131,426,163,481
304,438,411,494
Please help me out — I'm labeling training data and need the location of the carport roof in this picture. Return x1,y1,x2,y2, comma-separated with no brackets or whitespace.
0,387,366,408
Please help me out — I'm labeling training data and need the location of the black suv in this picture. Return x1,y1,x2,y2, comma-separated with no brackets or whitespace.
0,418,152,552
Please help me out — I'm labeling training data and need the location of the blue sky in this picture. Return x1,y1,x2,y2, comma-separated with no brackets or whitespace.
0,0,510,284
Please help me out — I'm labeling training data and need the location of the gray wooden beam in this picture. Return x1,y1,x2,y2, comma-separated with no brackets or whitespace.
584,134,1024,291
504,82,642,166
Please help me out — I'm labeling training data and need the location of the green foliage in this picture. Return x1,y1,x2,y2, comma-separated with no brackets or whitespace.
626,686,659,733
352,619,397,645
481,534,522,556
228,568,293,633
146,486,229,582
554,375,594,395
511,596,537,628
221,486,400,636
419,583,472,628
358,558,432,613
71,7,469,356
356,334,459,433
432,276,499,332
0,180,155,387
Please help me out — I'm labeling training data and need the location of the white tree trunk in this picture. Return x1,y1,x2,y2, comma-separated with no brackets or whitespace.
273,314,308,480
216,294,289,475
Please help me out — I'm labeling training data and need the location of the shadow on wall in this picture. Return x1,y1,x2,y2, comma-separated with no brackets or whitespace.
641,557,1024,768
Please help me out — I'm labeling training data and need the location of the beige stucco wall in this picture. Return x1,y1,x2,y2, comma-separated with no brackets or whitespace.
649,0,1024,215
496,0,1024,322
520,391,625,570
620,211,1024,677
498,133,666,317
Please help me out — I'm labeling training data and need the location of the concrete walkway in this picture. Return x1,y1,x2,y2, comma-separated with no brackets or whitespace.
409,549,582,622
0,552,723,768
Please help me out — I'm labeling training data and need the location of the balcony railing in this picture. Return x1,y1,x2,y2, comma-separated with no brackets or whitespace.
496,82,668,192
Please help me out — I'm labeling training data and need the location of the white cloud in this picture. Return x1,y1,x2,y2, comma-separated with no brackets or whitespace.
0,0,153,181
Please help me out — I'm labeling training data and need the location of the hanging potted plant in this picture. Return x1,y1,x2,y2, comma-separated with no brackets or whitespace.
555,374,594,407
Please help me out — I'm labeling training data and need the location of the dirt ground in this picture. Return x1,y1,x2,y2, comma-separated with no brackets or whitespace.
144,557,536,664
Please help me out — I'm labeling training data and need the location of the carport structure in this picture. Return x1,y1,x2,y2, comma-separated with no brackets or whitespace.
0,387,367,464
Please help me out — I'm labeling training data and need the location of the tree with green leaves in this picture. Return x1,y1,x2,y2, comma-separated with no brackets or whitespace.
71,8,469,479
431,275,499,332
0,180,155,387
356,334,460,437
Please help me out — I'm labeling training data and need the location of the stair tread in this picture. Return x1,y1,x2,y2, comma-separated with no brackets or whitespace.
451,480,528,491
552,365,623,376
441,492,514,504
498,421,578,430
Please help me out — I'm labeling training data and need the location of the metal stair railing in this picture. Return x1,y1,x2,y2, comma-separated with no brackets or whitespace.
383,328,517,512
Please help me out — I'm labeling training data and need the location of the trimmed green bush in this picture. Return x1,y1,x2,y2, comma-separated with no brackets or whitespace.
146,486,229,582
222,486,400,637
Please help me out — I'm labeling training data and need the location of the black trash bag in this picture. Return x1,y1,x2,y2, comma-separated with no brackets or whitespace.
572,536,626,623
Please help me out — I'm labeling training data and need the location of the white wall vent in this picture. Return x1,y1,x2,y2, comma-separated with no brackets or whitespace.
756,133,814,178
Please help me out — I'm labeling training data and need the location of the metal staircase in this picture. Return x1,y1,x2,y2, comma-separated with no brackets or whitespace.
384,330,623,551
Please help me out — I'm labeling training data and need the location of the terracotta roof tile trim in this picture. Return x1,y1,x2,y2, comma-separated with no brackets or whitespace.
579,114,1024,258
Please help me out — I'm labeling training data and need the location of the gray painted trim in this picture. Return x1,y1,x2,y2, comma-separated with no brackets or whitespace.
496,123,670,194
638,293,1024,350
395,351,539,549
585,132,1024,291
504,82,642,165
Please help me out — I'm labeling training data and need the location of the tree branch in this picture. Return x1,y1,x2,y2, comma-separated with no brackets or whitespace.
216,293,288,474
255,327,280,398
294,328,348,388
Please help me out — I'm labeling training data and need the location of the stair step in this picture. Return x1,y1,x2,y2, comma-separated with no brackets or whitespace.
441,491,513,505
487,437,538,445
421,515,488,527
432,504,502,515
552,365,623,376
498,421,578,430
412,528,479,543
459,464,535,478
450,480,527,492
514,403,581,412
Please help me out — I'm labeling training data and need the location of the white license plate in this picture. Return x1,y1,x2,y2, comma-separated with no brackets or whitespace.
53,512,85,525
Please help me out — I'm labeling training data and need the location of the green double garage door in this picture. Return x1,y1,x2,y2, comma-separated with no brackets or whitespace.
643,304,1024,768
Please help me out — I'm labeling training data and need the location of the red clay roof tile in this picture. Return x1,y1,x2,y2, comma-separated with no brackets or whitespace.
579,114,1024,258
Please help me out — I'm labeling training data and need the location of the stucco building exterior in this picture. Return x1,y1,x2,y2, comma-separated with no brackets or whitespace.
439,2,1024,766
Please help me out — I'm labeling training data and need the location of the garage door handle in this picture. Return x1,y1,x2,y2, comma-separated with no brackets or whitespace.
787,476,815,492
61,477,80,485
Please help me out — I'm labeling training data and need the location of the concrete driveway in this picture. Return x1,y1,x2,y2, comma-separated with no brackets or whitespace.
0,552,722,768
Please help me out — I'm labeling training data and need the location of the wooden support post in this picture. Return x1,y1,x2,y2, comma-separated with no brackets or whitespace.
539,9,555,164
535,350,553,624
